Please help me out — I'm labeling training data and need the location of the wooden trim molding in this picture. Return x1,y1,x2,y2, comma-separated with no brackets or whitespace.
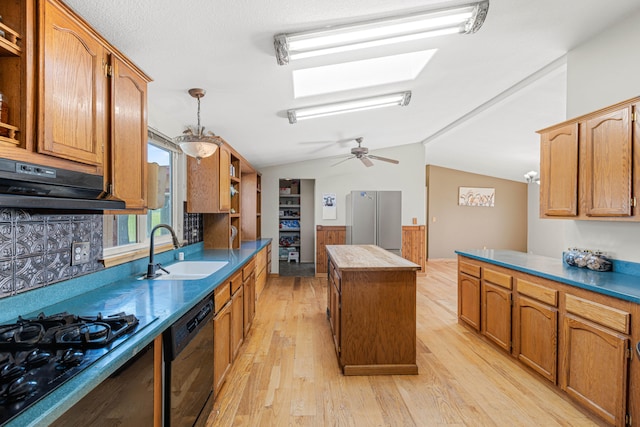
316,225,346,276
402,225,426,275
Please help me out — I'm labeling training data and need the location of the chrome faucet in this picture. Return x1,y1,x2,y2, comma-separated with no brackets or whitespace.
146,224,181,279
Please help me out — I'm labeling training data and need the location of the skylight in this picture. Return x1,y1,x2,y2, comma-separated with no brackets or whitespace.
292,49,437,98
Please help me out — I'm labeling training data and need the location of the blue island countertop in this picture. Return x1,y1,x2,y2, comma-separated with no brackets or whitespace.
455,249,640,304
1,239,271,427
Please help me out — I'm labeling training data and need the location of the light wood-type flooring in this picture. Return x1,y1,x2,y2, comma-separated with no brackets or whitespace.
204,260,606,426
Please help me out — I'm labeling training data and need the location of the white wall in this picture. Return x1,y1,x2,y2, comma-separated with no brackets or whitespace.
526,184,565,258
528,8,640,262
567,8,640,117
261,143,425,273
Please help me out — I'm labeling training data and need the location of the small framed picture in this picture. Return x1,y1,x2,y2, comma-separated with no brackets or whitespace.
458,187,495,207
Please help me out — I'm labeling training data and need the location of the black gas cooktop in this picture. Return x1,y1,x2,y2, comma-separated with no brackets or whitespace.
0,311,154,426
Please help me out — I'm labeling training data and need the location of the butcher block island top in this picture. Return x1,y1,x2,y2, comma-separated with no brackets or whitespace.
325,245,419,376
326,244,420,271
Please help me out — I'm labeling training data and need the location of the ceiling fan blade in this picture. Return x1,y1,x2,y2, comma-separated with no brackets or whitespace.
331,155,355,167
367,154,399,164
360,156,374,167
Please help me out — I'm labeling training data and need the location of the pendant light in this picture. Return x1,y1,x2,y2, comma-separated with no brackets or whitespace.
175,88,223,161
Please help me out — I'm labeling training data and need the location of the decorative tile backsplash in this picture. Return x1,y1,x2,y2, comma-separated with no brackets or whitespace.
183,210,203,245
0,207,204,300
0,209,104,298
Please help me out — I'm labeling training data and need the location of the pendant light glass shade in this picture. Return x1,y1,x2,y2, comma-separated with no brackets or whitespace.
175,88,223,160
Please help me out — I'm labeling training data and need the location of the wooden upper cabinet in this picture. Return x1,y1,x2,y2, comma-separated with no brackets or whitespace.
583,106,632,217
109,54,149,211
187,145,232,213
538,97,639,221
539,123,578,217
39,0,106,170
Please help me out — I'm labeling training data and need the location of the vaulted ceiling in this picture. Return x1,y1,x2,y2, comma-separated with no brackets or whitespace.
64,0,640,181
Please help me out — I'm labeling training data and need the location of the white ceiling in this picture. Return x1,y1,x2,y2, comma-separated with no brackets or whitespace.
64,0,640,182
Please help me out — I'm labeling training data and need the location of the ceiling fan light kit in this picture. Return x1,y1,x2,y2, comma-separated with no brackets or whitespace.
288,91,411,124
274,0,489,65
174,88,224,161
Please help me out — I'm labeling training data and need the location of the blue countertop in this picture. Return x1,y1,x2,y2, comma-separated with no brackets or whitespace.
1,239,271,427
455,249,640,304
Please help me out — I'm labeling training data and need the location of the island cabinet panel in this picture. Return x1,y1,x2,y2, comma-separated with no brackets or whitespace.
326,245,419,376
328,264,341,356
539,123,579,217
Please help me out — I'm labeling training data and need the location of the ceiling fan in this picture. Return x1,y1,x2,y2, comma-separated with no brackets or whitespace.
331,137,399,167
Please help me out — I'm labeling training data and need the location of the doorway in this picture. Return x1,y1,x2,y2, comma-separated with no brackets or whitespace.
278,178,315,277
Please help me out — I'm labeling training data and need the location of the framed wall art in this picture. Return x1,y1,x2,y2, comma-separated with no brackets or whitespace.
458,187,495,207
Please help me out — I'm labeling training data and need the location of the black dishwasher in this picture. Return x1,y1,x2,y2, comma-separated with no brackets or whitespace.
164,295,215,427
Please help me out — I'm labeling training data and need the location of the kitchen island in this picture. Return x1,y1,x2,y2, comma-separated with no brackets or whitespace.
326,244,420,375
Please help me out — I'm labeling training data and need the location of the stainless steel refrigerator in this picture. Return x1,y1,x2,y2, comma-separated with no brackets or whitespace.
346,191,402,255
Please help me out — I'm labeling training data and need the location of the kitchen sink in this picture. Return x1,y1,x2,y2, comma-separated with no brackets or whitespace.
150,261,228,281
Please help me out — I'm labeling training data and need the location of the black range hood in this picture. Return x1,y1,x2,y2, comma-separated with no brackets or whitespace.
0,158,126,211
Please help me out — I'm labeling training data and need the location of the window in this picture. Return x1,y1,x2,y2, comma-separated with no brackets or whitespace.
103,130,182,258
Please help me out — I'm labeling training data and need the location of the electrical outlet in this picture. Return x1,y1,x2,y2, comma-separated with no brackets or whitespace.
71,242,90,265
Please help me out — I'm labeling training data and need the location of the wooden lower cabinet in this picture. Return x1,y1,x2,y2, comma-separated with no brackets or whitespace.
457,255,636,426
562,315,629,426
230,285,244,362
213,300,232,398
458,272,481,331
515,295,557,383
481,268,512,352
482,282,512,351
243,260,256,336
255,246,268,299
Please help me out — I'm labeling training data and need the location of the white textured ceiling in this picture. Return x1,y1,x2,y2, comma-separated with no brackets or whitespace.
63,0,640,181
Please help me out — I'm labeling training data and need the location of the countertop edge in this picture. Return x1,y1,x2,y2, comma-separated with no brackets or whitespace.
6,239,272,427
455,249,640,304
326,244,420,271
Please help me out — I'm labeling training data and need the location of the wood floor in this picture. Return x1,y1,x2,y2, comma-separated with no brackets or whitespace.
204,260,606,427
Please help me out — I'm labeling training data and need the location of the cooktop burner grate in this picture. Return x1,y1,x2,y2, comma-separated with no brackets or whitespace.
0,310,156,426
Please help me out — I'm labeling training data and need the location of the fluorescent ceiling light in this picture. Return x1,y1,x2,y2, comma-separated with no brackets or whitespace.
274,0,489,65
287,91,411,124
293,50,436,98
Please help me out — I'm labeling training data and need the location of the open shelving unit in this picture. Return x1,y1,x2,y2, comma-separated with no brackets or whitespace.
0,7,26,149
279,179,300,260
